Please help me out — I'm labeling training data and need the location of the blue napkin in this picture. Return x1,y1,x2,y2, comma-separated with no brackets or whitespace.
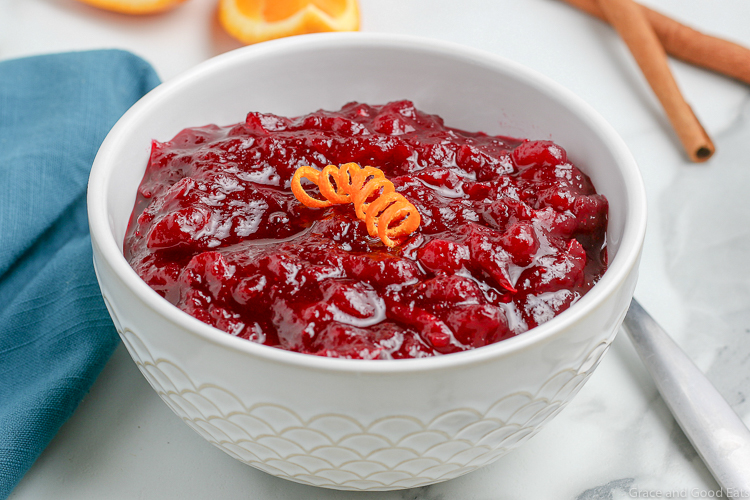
0,50,161,498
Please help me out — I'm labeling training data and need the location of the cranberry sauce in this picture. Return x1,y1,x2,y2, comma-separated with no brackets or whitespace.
124,100,608,359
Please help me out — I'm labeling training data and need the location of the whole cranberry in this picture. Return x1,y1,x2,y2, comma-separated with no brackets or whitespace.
417,239,471,275
512,140,568,168
445,304,512,348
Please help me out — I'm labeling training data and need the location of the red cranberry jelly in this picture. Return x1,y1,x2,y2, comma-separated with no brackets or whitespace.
124,100,608,359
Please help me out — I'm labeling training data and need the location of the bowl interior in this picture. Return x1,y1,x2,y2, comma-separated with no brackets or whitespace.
90,33,645,363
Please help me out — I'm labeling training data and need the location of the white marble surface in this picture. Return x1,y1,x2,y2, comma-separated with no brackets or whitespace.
3,0,750,498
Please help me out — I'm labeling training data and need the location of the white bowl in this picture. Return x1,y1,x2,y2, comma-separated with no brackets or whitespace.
88,33,646,491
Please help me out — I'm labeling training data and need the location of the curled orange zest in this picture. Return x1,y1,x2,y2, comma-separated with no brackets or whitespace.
291,166,331,208
291,162,421,247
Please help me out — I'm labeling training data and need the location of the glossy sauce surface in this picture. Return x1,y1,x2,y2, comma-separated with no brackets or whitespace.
124,101,608,359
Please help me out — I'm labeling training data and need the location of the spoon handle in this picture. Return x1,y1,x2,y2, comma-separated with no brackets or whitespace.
623,298,750,492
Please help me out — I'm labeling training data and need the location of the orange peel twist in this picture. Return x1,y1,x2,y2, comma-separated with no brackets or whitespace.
291,162,421,247
290,166,331,208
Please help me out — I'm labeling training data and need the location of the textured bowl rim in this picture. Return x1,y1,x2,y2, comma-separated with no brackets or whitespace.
88,32,647,374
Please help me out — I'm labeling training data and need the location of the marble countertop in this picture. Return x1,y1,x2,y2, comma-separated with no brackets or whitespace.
4,0,750,498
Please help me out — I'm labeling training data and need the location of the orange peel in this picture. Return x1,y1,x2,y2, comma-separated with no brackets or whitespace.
218,0,360,45
73,0,188,14
290,166,331,208
291,163,421,247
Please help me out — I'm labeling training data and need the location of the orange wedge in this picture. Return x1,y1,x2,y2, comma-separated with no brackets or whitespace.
74,0,189,14
219,0,360,45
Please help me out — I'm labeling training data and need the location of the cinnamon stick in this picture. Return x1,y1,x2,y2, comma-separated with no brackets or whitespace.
594,0,714,162
561,0,750,86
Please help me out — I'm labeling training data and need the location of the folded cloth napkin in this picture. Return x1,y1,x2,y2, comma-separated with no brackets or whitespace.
0,50,160,498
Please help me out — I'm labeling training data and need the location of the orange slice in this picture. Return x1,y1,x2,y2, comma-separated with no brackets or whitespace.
218,0,360,45
74,0,189,14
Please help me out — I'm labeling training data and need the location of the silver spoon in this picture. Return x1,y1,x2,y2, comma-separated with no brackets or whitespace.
623,299,750,492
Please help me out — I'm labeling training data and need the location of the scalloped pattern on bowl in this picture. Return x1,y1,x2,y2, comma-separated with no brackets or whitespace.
111,307,613,490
